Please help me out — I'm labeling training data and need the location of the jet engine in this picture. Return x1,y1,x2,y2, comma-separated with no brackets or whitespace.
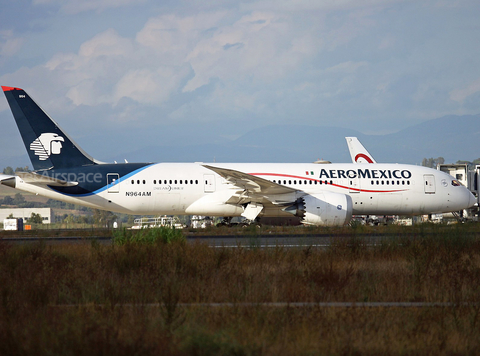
283,191,353,226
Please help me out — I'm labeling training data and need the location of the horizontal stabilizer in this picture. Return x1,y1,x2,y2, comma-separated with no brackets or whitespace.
16,172,78,187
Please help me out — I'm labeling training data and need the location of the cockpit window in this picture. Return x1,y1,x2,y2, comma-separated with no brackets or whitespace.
451,179,462,187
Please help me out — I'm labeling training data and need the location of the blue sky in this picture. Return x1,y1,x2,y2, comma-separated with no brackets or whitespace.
1,0,480,164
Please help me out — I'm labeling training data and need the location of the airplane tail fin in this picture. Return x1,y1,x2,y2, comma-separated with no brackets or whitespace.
2,86,97,171
345,137,377,164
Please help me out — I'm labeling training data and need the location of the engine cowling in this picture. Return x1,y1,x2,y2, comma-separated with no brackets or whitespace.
283,192,353,226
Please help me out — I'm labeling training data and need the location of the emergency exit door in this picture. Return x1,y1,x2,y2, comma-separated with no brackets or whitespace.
107,173,120,193
204,174,215,193
424,175,435,194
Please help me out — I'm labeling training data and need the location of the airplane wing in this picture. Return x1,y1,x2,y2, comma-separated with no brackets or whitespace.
202,165,298,220
16,172,78,187
203,165,296,195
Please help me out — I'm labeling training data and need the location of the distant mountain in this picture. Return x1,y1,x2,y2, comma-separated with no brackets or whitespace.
111,114,480,165
1,114,479,168
361,114,480,164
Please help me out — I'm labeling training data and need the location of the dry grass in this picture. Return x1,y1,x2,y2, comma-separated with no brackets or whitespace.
1,224,480,354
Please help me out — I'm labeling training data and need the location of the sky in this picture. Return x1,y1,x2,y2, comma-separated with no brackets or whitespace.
1,0,480,164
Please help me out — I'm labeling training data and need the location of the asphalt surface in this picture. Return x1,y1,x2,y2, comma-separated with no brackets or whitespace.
0,232,386,247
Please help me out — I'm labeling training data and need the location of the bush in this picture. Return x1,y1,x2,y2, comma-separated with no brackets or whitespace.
113,227,185,245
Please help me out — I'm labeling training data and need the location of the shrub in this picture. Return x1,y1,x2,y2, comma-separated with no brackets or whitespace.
113,227,185,245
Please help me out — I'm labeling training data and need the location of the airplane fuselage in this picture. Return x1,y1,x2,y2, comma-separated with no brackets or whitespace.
10,162,474,218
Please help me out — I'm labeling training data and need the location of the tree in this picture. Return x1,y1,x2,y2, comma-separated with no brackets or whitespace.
2,167,14,175
29,212,43,224
15,166,30,173
2,196,14,206
93,209,117,228
421,157,445,168
13,193,26,206
63,214,76,224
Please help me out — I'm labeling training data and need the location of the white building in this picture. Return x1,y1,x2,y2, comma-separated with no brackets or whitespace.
0,208,53,224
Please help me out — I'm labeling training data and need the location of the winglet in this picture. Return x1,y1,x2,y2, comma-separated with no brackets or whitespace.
1,86,22,92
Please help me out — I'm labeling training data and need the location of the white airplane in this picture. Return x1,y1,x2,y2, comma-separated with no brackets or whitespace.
0,86,476,226
346,137,376,163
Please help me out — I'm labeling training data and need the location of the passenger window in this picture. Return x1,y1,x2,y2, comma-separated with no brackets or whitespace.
131,180,134,184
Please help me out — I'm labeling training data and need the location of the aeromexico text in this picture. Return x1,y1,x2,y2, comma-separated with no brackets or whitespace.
318,168,412,180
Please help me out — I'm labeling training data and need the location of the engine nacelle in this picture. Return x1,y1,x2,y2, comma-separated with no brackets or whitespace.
283,192,353,226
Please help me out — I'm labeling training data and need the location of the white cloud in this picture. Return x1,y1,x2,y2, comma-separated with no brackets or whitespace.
2,1,480,134
243,0,409,12
324,61,368,74
114,65,190,107
0,30,25,57
33,0,146,14
449,78,480,104
12,9,323,116
182,11,316,92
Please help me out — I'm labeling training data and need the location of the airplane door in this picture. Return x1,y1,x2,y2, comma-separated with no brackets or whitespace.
204,174,215,193
107,173,120,193
349,178,360,193
424,175,435,194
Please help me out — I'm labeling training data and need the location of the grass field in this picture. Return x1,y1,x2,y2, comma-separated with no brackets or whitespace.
1,224,480,354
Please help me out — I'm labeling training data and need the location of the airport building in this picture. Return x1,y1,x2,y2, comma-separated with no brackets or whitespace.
438,164,480,220
0,208,53,224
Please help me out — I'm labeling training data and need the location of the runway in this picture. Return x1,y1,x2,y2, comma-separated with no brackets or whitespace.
50,302,478,308
0,233,379,248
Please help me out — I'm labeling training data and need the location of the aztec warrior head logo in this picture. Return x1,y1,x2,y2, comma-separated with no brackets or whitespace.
30,133,65,160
